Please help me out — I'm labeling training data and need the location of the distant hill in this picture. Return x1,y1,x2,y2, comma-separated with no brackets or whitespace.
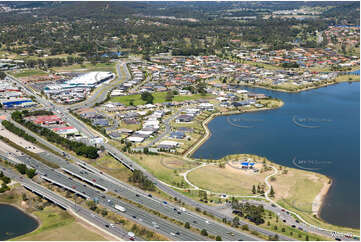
322,2,360,25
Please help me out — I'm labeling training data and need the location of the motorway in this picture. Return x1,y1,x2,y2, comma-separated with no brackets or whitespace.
5,62,347,241
0,164,135,241
1,149,207,241
5,64,288,241
2,118,259,241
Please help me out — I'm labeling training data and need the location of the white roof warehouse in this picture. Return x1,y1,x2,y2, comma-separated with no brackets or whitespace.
66,71,115,88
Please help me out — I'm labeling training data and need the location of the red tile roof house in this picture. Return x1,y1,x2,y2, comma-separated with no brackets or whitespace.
27,115,64,125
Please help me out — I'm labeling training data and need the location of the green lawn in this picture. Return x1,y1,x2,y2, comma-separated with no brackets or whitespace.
110,92,213,106
12,206,106,241
52,62,116,73
10,69,48,78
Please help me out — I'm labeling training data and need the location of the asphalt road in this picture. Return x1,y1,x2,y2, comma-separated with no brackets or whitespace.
5,153,206,241
5,65,351,241
0,164,134,241
5,69,287,240
2,118,259,241
68,60,131,110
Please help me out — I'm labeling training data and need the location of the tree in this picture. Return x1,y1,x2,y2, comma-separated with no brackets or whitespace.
140,92,154,104
26,168,36,179
252,185,256,194
101,209,108,216
232,216,240,227
201,229,208,236
165,90,174,101
15,164,27,175
269,186,275,198
0,71,6,80
86,200,97,211
216,235,222,241
184,222,190,229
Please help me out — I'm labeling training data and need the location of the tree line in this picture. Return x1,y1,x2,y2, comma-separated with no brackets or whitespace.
0,171,11,193
231,199,265,225
128,169,156,191
11,111,99,159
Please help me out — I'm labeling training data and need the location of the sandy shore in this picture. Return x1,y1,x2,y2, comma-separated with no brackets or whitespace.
312,178,332,216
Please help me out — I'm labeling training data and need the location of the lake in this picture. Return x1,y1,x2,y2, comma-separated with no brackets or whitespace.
193,82,360,228
0,204,38,240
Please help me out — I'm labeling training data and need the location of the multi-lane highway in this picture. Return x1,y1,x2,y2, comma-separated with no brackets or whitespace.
2,150,207,241
1,118,259,241
4,62,342,241
0,164,134,241
5,64,289,240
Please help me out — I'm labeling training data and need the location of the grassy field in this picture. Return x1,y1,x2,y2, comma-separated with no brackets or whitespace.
272,166,328,214
335,74,360,83
110,92,213,106
13,207,106,241
88,154,132,183
259,210,331,241
187,163,272,195
129,153,198,188
0,182,107,241
10,69,48,78
52,62,117,73
243,60,281,70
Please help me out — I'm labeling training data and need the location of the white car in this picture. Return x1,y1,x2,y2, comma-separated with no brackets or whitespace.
170,232,176,236
205,220,209,224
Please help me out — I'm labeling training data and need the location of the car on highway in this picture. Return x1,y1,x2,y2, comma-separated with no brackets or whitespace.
128,232,135,241
132,215,136,219
148,194,152,197
176,232,180,235
205,220,209,224
170,232,176,236
136,194,140,197
163,201,167,205
105,224,109,228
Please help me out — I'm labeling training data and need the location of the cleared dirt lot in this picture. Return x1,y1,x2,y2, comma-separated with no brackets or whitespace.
0,124,43,153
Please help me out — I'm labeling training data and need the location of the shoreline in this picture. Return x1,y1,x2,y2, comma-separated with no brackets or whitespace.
0,201,41,226
182,83,354,229
238,78,359,93
184,101,284,159
313,178,332,217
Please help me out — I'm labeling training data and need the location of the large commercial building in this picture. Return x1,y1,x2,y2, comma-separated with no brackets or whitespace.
45,71,114,92
43,71,115,104
65,71,114,88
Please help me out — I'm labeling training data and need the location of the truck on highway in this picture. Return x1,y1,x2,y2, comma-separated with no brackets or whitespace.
115,204,126,212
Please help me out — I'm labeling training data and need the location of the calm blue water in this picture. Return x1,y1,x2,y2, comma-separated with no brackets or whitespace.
0,204,38,240
193,82,360,228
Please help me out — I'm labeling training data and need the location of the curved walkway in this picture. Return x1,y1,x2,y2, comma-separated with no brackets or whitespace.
181,162,263,198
